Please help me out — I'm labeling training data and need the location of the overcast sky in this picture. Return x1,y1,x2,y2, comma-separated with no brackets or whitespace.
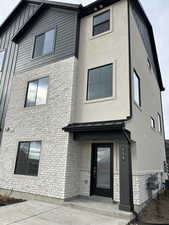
0,0,169,138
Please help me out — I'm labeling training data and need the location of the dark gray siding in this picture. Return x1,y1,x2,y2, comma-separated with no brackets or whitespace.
16,7,78,72
131,4,158,82
0,3,39,135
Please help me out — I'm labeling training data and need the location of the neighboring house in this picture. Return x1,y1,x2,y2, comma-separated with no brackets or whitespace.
166,140,169,166
0,0,166,213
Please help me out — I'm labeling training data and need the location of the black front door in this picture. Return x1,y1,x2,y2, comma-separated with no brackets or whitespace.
90,143,113,198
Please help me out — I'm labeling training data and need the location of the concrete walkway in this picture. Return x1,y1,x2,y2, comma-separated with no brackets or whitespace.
0,200,130,225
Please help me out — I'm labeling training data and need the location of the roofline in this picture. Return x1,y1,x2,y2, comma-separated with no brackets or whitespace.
0,0,164,91
130,0,164,91
25,0,80,9
0,0,24,34
0,0,80,35
12,3,46,43
80,0,120,18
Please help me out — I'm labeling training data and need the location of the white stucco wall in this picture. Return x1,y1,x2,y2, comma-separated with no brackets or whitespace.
73,0,130,123
126,7,166,174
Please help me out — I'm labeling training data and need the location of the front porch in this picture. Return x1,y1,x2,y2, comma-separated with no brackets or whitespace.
63,120,134,212
65,196,134,221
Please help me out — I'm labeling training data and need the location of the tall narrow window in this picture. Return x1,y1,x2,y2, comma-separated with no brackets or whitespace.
157,113,162,133
25,77,48,107
151,117,155,129
15,141,41,176
93,10,110,36
0,50,5,71
133,71,141,107
87,64,113,101
33,29,55,58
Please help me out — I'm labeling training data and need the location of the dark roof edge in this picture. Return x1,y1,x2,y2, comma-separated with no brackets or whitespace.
25,0,80,9
130,0,164,91
0,0,24,34
12,1,81,43
12,3,46,43
0,0,81,36
63,119,126,132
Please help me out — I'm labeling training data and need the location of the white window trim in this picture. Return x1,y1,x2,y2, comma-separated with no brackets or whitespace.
84,61,116,104
150,116,156,131
157,113,162,134
90,6,113,40
133,70,141,109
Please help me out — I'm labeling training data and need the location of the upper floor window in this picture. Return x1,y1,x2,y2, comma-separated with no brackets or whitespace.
151,117,155,129
87,64,113,101
157,113,162,133
93,10,110,36
0,50,5,72
25,77,48,107
33,29,55,58
14,141,41,176
133,71,141,107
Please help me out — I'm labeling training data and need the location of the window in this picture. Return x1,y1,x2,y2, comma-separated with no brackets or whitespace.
33,29,55,58
157,113,162,133
151,117,155,129
133,71,141,107
25,77,48,107
87,64,113,101
0,50,5,71
93,10,110,36
15,141,41,176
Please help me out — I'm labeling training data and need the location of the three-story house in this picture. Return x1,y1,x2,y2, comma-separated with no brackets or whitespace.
0,0,166,213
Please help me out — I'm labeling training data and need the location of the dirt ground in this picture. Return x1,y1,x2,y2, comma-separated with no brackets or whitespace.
139,191,169,224
0,194,24,206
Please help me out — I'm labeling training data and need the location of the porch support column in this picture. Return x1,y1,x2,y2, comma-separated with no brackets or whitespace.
119,136,134,212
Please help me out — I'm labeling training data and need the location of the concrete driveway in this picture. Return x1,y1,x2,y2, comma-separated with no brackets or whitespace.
0,200,130,225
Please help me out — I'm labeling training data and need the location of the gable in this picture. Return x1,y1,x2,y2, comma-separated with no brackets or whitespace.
15,5,79,72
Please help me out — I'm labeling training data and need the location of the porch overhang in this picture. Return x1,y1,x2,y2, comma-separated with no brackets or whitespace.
63,120,134,213
63,120,126,133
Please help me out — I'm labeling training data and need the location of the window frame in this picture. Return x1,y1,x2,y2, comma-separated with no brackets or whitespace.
24,76,49,108
32,27,56,59
150,117,155,130
0,50,6,72
91,8,112,38
86,63,114,103
14,141,41,177
157,113,162,133
133,70,141,107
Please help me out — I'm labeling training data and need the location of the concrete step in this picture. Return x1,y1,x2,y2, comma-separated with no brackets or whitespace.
63,201,134,221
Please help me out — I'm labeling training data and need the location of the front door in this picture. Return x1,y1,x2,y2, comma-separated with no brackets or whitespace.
90,144,113,198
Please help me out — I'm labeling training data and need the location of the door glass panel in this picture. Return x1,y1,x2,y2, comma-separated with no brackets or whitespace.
96,147,110,189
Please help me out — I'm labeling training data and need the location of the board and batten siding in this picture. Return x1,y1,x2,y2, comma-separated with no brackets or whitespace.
0,3,39,136
15,7,79,73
